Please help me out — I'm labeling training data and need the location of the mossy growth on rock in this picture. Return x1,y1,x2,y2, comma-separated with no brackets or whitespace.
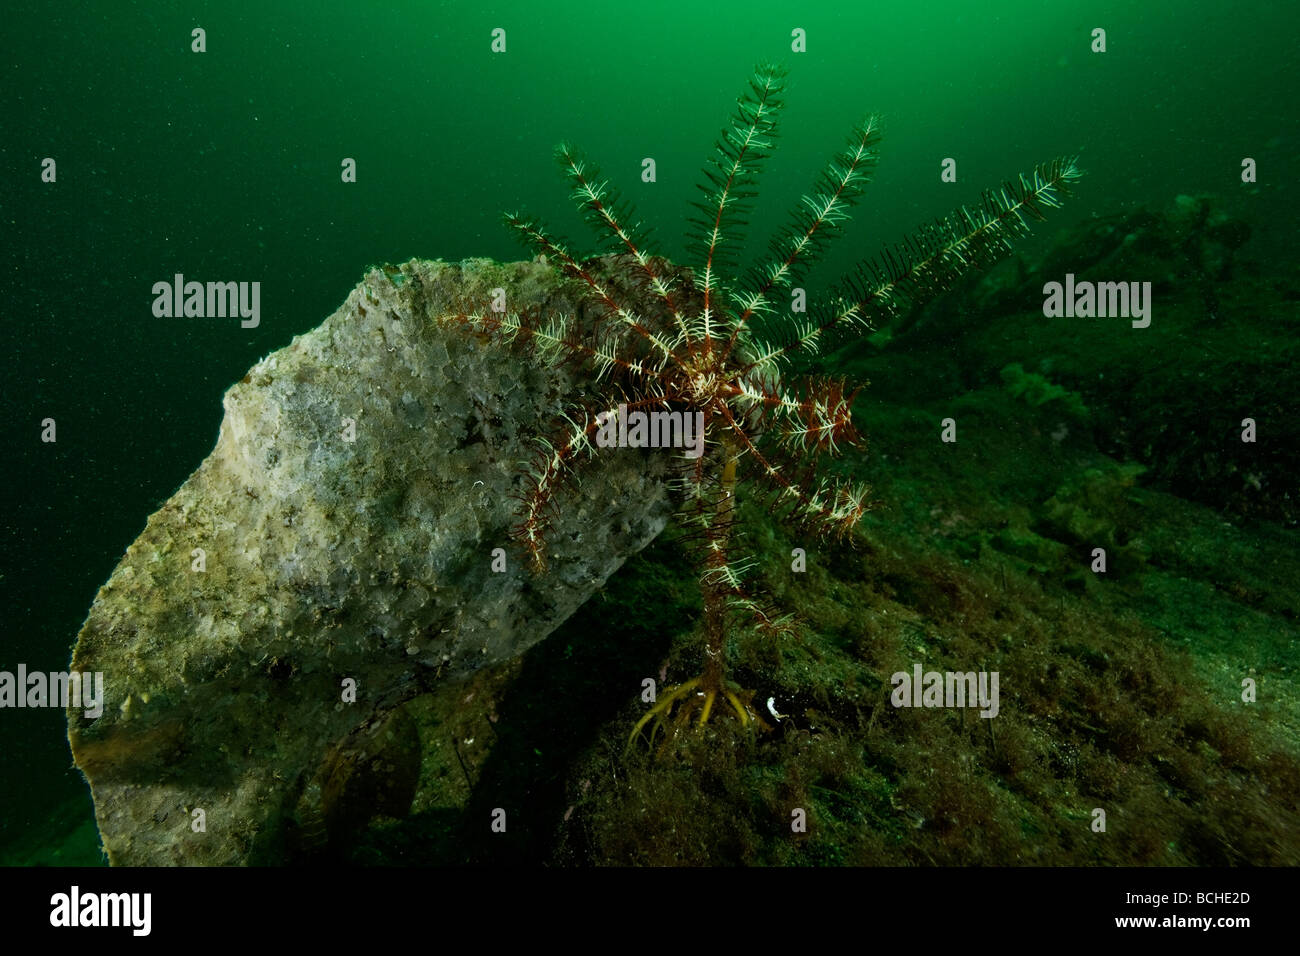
1000,362,1089,419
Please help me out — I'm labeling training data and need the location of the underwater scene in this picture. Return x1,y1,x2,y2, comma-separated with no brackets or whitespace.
2,0,1298,876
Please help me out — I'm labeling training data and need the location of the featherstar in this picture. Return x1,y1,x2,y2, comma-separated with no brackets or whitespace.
444,63,1081,746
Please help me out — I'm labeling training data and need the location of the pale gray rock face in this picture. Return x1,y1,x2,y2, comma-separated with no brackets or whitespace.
67,257,672,865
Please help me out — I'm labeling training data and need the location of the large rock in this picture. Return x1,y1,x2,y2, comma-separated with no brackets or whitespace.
67,257,673,864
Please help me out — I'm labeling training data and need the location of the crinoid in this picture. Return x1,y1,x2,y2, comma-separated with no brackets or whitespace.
445,63,1081,749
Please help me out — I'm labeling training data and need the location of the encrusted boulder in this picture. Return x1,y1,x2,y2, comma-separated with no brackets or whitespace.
67,257,673,865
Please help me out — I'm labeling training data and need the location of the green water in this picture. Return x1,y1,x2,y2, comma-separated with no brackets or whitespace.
1,0,1295,862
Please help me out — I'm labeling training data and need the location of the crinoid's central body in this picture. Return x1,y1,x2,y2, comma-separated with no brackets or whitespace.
690,369,725,405
445,63,1081,750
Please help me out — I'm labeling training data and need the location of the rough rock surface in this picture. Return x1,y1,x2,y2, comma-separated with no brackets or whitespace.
67,257,673,865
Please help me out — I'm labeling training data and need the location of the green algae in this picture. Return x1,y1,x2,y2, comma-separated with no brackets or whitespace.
1001,362,1090,418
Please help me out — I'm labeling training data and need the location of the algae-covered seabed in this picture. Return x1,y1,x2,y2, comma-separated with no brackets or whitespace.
10,198,1298,867
364,198,1300,867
